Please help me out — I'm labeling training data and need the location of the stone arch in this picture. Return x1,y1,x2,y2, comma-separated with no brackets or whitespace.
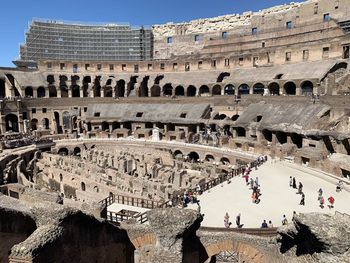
199,85,210,96
72,85,80,97
214,113,227,120
104,86,113,97
238,84,250,95
139,76,149,97
47,75,55,84
112,122,120,130
212,85,222,95
205,240,266,263
187,85,196,97
117,79,126,97
151,85,161,97
253,83,265,95
284,82,296,95
101,121,109,131
224,84,235,95
217,72,230,83
268,82,280,95
231,114,239,121
25,86,33,97
73,147,81,156
82,76,91,97
42,118,50,129
49,86,57,97
188,151,200,162
262,129,272,142
173,150,183,159
300,81,313,95
37,86,46,98
236,127,246,137
5,114,19,132
62,111,71,130
163,84,173,96
30,118,38,130
276,131,287,144
205,154,215,162
220,157,230,165
58,147,69,156
175,85,185,96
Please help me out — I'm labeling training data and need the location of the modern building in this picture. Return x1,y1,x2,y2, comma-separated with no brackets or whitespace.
18,19,153,64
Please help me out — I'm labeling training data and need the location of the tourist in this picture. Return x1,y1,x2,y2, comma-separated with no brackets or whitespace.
261,220,268,228
328,196,335,208
318,188,323,199
224,212,231,228
336,181,343,192
254,177,259,188
297,182,303,194
249,178,254,189
319,196,325,208
289,176,293,187
292,177,297,189
236,213,241,228
268,220,274,228
195,184,202,194
300,193,305,205
282,215,288,225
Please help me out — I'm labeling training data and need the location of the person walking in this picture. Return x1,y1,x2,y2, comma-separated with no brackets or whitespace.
319,196,325,208
261,220,268,228
289,176,293,187
236,213,241,228
292,177,297,189
268,220,274,228
282,215,288,225
300,193,305,205
224,212,231,228
328,196,335,208
297,182,303,194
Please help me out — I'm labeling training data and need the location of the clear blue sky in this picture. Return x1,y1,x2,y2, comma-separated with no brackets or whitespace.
0,0,293,67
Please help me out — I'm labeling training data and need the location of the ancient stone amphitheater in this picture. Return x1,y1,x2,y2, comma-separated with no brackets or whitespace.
1,0,350,262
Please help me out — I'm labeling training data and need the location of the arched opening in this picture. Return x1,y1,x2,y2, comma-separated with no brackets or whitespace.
224,84,235,95
49,86,57,97
236,127,246,137
276,131,287,144
173,150,183,159
73,147,81,156
47,75,55,84
5,74,20,97
205,154,215,162
187,85,196,97
217,72,230,82
112,122,120,131
188,152,200,162
199,85,210,96
0,79,5,98
30,119,38,131
62,111,71,130
139,76,149,97
117,79,126,97
284,82,296,95
104,86,113,97
220,157,230,165
25,86,33,97
301,81,313,96
5,114,19,132
231,114,239,121
175,86,184,96
54,112,61,133
253,83,265,95
58,148,69,156
101,122,109,131
291,133,303,148
238,84,250,95
268,82,280,95
42,118,50,129
37,87,46,98
60,85,68,97
81,182,86,191
72,85,80,97
212,85,222,95
214,114,227,120
87,122,92,132
163,84,173,96
59,173,63,182
262,129,272,142
151,85,161,97
82,76,91,97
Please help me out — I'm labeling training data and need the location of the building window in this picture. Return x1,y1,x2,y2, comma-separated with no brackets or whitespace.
160,63,165,70
262,42,266,48
185,62,190,71
122,64,126,71
60,63,65,70
285,52,291,61
180,113,187,118
109,64,114,71
322,47,330,58
314,4,318,14
194,35,200,43
136,112,143,117
222,32,228,39
73,64,78,73
173,63,178,70
252,27,258,35
23,112,28,120
343,45,350,59
239,57,244,66
148,64,153,71
47,62,52,69
94,112,100,117
286,21,293,29
198,61,203,69
224,58,230,67
323,13,330,22
303,50,309,60
85,64,90,70
167,36,173,44
84,107,87,112
42,108,47,113
134,65,139,73
211,60,217,68
32,108,36,114
97,64,102,70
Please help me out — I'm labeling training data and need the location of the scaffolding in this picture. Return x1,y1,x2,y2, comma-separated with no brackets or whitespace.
20,19,153,62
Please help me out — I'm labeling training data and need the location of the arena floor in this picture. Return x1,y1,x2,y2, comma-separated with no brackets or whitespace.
188,160,350,228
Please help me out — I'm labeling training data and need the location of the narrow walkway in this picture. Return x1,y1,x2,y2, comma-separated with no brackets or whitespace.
188,161,350,228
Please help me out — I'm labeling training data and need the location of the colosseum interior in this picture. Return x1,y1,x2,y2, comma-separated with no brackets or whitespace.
1,0,350,262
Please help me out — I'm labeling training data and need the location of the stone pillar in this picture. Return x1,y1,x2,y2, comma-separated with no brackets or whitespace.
57,87,61,98
272,133,277,146
80,87,84,98
101,87,105,98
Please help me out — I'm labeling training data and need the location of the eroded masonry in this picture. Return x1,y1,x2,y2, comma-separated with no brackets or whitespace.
1,0,350,262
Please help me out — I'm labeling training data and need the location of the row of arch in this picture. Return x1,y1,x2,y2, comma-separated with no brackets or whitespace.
21,80,315,99
173,150,231,165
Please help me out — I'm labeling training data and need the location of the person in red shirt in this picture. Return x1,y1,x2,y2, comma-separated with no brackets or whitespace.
328,196,335,208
